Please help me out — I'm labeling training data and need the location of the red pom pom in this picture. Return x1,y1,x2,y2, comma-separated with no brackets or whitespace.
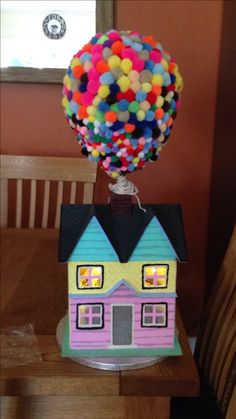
123,89,135,102
146,91,156,104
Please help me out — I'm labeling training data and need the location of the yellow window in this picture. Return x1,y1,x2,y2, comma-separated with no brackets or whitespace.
143,264,169,288
77,265,103,289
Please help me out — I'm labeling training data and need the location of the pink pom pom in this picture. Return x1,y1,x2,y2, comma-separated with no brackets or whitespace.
88,68,100,80
132,57,145,72
87,79,100,94
80,126,88,136
150,50,162,63
121,48,136,61
108,31,121,41
82,92,93,106
91,44,103,54
91,52,102,65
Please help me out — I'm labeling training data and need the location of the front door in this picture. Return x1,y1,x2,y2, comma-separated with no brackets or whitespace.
112,305,133,346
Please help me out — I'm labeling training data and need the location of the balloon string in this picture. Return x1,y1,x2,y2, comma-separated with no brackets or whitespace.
108,176,147,213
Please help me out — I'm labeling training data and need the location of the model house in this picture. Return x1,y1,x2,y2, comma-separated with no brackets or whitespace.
59,204,187,357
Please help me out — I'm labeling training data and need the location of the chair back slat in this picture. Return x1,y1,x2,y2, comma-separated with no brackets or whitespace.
70,181,77,204
218,342,236,409
16,179,23,228
83,183,94,204
0,155,97,228
29,179,37,228
0,178,8,228
42,180,50,228
55,181,64,228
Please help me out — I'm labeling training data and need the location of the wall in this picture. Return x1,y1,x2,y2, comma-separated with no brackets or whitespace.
0,0,223,332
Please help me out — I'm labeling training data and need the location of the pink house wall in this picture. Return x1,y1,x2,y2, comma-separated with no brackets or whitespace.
69,284,175,349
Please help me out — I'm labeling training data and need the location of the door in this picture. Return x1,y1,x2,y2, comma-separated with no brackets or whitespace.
112,305,133,346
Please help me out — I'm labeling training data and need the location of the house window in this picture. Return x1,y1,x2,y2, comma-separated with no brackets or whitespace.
142,264,169,288
76,303,104,329
141,303,167,327
77,265,104,289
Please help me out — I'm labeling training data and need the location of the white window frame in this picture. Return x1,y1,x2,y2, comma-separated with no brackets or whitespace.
76,303,104,329
142,303,167,328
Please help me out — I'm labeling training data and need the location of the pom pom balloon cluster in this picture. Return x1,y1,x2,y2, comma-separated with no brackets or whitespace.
62,30,183,178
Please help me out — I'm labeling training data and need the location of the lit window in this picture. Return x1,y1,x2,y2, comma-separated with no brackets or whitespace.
77,304,104,329
77,265,104,289
142,264,169,288
142,303,167,327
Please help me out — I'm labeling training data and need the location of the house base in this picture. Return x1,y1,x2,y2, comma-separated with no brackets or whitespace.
59,315,182,359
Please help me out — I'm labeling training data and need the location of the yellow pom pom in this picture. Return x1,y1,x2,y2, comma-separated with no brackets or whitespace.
88,115,96,122
141,82,152,93
161,58,169,71
175,73,184,91
93,96,101,106
117,75,131,92
62,96,68,108
120,58,132,74
70,57,81,68
111,171,119,178
117,139,122,145
156,96,164,108
132,157,139,163
108,55,121,69
137,110,145,121
91,149,99,157
152,74,164,86
98,85,110,99
87,106,96,116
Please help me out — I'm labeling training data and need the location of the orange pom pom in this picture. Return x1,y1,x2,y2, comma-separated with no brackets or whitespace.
124,123,135,133
73,65,84,79
111,40,124,56
78,105,88,119
152,85,161,96
73,91,82,104
96,60,109,74
155,109,164,119
142,36,156,47
105,111,117,122
82,43,92,52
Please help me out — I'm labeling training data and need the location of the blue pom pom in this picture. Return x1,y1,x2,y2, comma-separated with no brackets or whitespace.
79,83,87,92
136,90,147,102
170,74,176,83
147,119,156,128
145,60,154,71
153,64,164,74
80,52,91,63
98,101,110,112
109,83,120,95
163,73,171,86
128,113,137,124
126,155,133,161
144,127,152,137
70,101,79,113
132,42,143,52
123,36,132,46
142,42,152,51
145,111,155,121
118,99,129,111
91,36,98,44
128,163,135,170
112,120,124,131
100,72,115,85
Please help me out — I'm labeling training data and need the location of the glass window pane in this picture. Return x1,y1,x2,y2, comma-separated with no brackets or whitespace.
145,278,154,287
144,266,156,276
80,317,89,325
79,305,89,314
79,267,89,276
144,305,153,313
92,306,101,314
80,278,89,287
92,317,101,325
144,316,152,324
157,278,167,287
92,278,101,287
91,267,102,276
156,266,167,275
156,315,165,325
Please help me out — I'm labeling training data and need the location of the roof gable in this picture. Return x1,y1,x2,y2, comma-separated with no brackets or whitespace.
129,217,177,261
68,216,118,261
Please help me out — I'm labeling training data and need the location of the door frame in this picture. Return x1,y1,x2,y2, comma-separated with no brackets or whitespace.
110,303,135,348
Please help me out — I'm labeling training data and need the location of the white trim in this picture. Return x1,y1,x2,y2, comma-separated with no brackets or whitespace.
110,303,134,347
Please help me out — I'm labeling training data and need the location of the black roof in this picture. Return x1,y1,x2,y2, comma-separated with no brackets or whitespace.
58,204,188,263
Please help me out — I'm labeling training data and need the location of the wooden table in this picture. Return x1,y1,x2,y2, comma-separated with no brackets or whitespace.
0,229,199,419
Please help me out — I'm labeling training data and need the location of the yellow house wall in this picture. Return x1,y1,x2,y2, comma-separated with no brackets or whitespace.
68,260,177,295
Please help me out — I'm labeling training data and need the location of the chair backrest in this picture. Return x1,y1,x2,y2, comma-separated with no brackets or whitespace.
0,155,97,228
195,225,236,417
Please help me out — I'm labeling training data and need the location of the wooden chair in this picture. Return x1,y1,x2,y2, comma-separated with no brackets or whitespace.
171,225,236,419
0,155,97,228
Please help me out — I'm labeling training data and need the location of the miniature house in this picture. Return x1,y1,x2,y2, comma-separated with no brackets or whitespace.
59,204,187,357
